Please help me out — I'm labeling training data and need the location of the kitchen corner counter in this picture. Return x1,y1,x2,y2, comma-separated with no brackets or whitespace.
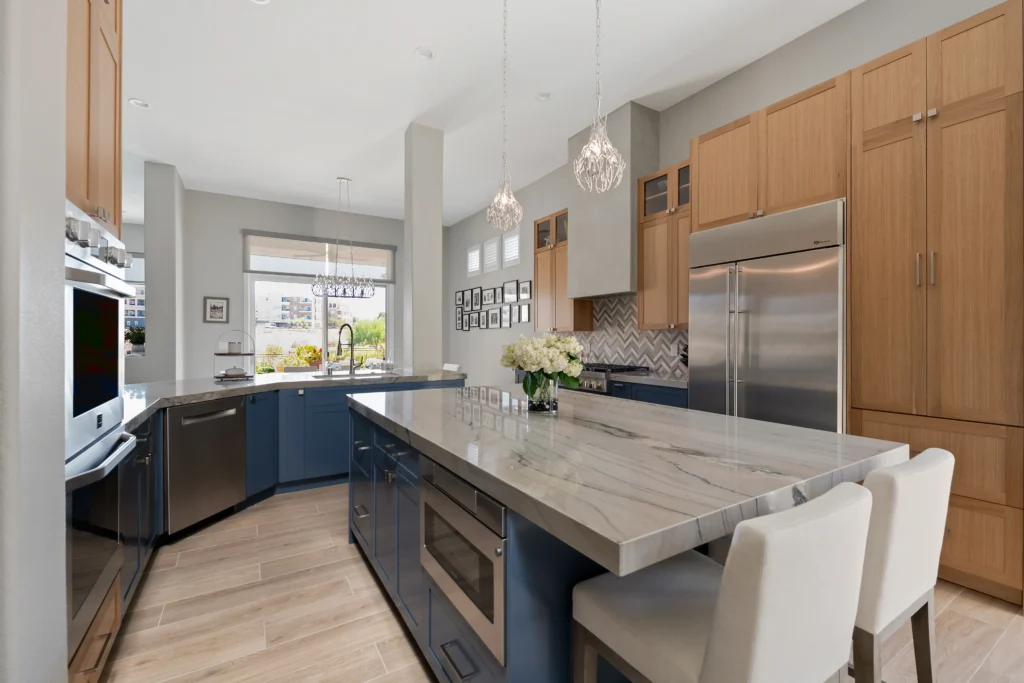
349,385,907,576
122,370,466,432
608,370,688,389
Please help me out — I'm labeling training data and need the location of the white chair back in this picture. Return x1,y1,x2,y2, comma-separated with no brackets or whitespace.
701,482,873,683
855,448,955,634
442,363,461,372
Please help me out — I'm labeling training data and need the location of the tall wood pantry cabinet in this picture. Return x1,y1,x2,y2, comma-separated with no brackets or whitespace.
67,0,123,237
690,73,849,233
847,0,1024,604
533,210,593,333
637,160,691,330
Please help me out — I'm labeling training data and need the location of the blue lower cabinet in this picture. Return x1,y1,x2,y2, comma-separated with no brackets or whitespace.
373,447,398,584
278,389,305,483
609,381,633,400
246,392,280,496
396,469,426,632
632,384,688,409
304,402,349,479
350,458,373,551
429,589,504,683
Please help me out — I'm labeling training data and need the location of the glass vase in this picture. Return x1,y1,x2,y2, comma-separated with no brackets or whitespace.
527,377,558,414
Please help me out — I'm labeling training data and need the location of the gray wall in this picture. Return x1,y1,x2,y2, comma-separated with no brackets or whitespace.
658,0,1001,166
182,190,405,380
0,0,69,678
122,222,145,253
444,164,575,385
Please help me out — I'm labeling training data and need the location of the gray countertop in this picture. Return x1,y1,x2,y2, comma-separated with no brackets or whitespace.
608,370,688,389
349,385,907,576
122,370,466,431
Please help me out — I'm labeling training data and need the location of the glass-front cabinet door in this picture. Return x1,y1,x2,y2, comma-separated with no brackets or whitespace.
554,211,568,246
641,172,670,219
676,163,691,215
639,161,690,221
535,217,552,251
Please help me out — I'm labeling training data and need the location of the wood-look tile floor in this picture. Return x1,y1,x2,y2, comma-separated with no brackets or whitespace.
105,483,1024,683
104,484,434,683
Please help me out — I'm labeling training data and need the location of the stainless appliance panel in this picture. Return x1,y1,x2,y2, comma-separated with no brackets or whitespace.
735,248,844,432
421,477,506,666
688,263,734,416
166,397,247,534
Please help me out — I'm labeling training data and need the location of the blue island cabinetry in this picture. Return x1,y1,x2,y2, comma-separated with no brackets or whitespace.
607,380,688,408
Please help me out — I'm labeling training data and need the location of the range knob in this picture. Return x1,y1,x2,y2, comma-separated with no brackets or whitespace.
65,218,91,246
115,248,128,267
123,253,133,268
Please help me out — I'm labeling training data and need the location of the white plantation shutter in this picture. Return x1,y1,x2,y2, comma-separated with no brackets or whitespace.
467,245,481,276
502,230,520,267
483,237,500,273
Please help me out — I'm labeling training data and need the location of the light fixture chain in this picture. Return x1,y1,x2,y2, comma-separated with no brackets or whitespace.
595,0,601,117
347,181,355,278
502,0,509,177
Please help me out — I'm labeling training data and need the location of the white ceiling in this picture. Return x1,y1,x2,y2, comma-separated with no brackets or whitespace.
122,0,865,226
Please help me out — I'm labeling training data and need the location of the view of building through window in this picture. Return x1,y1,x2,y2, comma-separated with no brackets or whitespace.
253,280,387,373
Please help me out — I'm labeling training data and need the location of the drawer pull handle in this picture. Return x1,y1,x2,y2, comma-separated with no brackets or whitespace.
356,446,370,452
384,470,397,483
440,640,478,681
353,504,370,519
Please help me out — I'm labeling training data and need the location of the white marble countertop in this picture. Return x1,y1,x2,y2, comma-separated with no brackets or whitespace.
349,386,907,576
122,370,465,431
608,369,688,389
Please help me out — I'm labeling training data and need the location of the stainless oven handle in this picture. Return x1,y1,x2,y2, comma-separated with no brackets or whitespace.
440,640,479,681
65,434,137,492
180,408,237,426
65,265,136,298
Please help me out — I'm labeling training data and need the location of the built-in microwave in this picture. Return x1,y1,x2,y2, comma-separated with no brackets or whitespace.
64,206,134,463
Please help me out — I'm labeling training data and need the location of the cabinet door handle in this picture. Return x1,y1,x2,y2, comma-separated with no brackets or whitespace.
756,210,764,217
927,108,938,118
384,470,397,483
915,253,921,286
912,112,923,122
929,251,936,285
440,640,478,682
355,446,370,452
747,212,754,219
353,504,370,519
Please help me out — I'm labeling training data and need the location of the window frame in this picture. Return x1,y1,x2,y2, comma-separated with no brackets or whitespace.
501,230,520,268
242,229,397,284
483,237,500,273
467,244,481,277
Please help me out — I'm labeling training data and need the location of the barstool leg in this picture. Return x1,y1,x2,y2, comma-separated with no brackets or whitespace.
852,627,882,683
910,592,936,683
573,622,599,683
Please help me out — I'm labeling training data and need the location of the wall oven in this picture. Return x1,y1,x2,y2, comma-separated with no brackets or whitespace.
420,459,506,666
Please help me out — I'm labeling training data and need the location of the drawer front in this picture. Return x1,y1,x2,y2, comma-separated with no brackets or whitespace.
69,571,121,683
350,460,373,549
429,589,505,683
850,410,1024,507
939,494,1023,603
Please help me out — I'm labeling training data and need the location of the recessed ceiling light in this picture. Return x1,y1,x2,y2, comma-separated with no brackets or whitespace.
128,98,150,109
250,0,271,4
535,92,552,102
414,46,434,61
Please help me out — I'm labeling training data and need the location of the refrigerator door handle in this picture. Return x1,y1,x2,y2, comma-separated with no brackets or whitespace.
733,267,742,418
726,267,734,415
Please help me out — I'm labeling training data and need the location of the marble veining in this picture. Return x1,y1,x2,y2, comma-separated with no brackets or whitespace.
122,370,466,431
349,386,907,576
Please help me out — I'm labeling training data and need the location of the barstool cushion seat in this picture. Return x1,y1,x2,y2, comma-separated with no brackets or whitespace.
573,551,723,683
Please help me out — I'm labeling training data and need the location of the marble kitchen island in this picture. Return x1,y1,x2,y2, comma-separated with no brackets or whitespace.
346,386,908,682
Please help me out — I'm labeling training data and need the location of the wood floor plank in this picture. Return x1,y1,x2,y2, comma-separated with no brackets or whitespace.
132,565,262,610
264,589,391,647
165,610,405,683
256,510,347,538
159,534,334,580
885,607,1004,683
366,660,434,683
106,622,266,683
121,605,163,635
175,527,335,568
195,505,321,536
346,560,380,595
264,644,386,683
375,634,420,673
971,615,1024,682
164,525,259,553
259,542,361,580
947,589,1021,630
159,558,362,626
149,549,179,571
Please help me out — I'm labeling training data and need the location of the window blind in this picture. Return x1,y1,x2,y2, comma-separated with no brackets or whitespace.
243,231,396,283
483,237,500,273
502,230,520,267
467,245,481,276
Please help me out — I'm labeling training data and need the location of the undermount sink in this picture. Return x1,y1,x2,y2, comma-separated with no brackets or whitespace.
308,373,393,380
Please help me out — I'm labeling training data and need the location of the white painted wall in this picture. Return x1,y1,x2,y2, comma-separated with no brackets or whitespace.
122,222,145,253
182,190,405,380
444,164,575,385
0,0,69,679
658,0,1001,165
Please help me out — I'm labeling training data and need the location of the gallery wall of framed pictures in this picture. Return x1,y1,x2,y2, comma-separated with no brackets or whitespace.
456,279,532,333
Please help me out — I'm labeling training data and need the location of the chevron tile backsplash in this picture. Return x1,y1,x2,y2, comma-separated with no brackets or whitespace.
576,295,689,380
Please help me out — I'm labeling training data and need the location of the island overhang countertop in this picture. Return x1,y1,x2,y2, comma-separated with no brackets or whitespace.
348,385,908,576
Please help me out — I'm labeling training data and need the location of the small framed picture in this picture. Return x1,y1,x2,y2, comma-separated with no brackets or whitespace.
504,280,519,302
495,288,503,304
488,308,500,328
456,305,463,318
469,387,480,401
501,305,511,328
203,296,230,323
456,315,463,331
465,290,472,308
480,310,489,329
520,303,531,323
456,291,464,306
472,287,482,311
462,314,470,331
488,388,501,408
511,305,520,324
483,288,495,305
472,312,482,327
519,280,532,300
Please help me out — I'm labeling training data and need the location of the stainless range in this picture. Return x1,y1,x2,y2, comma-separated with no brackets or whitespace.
572,363,649,394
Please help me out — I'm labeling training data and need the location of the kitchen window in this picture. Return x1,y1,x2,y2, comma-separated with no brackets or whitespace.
502,230,520,267
483,237,500,273
467,245,481,277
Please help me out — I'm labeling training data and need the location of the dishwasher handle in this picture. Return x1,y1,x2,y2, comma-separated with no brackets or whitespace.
180,407,238,427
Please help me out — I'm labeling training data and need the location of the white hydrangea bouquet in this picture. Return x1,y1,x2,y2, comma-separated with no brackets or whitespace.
500,334,584,413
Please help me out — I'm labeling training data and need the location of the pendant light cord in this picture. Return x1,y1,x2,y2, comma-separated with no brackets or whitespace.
502,0,509,182
346,181,355,278
594,0,602,122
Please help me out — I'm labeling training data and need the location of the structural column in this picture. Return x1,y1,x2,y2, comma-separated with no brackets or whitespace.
402,123,444,372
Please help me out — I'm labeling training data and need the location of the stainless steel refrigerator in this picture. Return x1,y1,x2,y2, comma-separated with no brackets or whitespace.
688,199,845,433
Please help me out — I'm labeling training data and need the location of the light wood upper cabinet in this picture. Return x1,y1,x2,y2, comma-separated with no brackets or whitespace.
692,115,759,232
926,93,1024,427
849,41,928,415
639,162,691,222
535,215,552,251
674,213,691,325
927,0,1023,115
534,247,554,333
533,210,592,333
759,73,849,216
638,216,672,330
67,0,92,216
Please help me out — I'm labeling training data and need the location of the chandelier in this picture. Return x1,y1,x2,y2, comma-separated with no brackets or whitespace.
486,0,523,232
573,0,624,194
311,178,375,299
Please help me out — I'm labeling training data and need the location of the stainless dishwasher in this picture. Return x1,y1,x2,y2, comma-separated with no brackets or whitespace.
166,396,247,534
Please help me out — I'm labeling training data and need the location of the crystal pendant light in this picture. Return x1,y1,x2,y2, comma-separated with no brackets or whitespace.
337,178,374,299
573,0,625,194
486,0,523,233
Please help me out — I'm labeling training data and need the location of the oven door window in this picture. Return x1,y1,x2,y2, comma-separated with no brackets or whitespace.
67,475,119,620
72,288,120,417
424,503,495,622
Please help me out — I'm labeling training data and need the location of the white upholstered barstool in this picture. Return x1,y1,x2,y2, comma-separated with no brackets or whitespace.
851,448,955,683
572,482,873,683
